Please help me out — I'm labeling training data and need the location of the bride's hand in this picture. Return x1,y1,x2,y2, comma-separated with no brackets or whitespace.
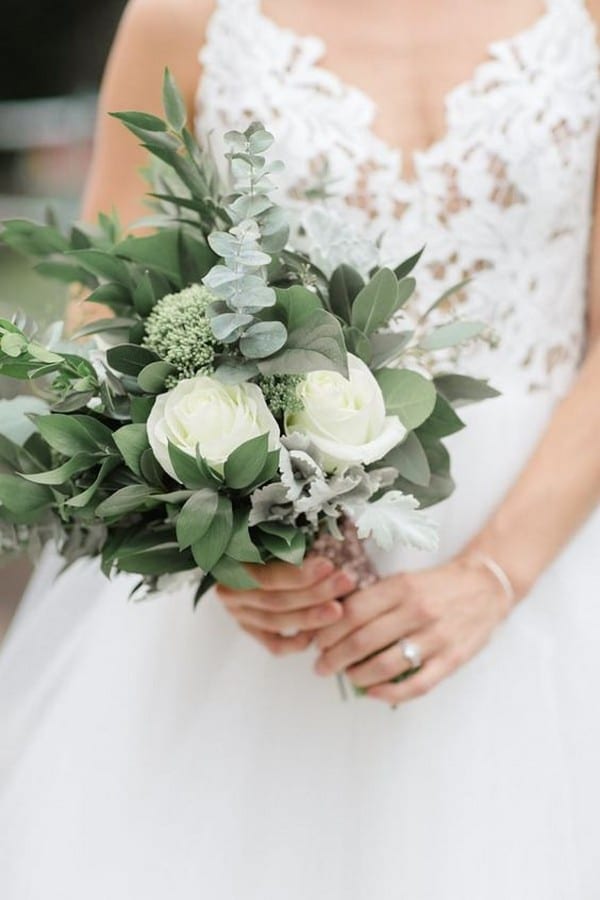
215,558,357,656
313,554,516,705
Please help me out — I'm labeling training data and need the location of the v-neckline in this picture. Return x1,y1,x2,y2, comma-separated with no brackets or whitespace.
256,0,558,185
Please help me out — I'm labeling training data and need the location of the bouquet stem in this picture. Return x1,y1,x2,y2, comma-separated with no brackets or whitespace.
311,516,379,700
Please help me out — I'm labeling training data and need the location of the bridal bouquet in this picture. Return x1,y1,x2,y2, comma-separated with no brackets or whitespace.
0,71,497,602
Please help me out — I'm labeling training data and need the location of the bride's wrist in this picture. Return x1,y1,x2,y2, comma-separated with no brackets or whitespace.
457,542,534,610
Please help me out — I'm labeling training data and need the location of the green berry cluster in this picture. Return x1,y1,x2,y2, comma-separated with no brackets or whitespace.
143,284,218,380
258,374,304,417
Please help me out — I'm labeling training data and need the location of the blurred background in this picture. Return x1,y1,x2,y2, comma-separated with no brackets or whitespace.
0,0,127,632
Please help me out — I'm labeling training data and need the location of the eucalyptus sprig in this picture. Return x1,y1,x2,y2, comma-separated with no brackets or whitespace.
203,123,290,367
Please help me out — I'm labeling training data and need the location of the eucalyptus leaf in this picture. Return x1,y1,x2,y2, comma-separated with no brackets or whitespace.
416,394,465,440
329,264,365,323
106,344,158,376
419,320,486,351
433,374,500,407
239,321,287,359
383,433,431,487
257,309,347,378
375,368,437,430
137,361,177,394
351,268,399,335
369,330,414,368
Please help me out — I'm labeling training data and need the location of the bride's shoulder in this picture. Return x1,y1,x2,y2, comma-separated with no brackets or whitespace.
116,0,214,55
586,0,600,26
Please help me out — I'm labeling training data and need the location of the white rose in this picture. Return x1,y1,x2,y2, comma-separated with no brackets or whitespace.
285,354,406,473
147,376,280,480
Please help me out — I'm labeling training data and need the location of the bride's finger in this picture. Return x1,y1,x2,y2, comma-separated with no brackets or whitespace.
313,581,399,652
345,628,440,688
244,556,335,591
366,656,449,706
234,598,343,634
314,604,424,675
240,625,316,656
217,569,357,613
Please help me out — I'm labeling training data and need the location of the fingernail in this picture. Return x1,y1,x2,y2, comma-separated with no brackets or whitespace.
317,602,341,622
334,571,357,594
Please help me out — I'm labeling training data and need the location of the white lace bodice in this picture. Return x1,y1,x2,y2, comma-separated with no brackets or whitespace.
196,0,600,397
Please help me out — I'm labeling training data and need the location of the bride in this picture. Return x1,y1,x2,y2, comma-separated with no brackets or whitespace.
2,0,600,896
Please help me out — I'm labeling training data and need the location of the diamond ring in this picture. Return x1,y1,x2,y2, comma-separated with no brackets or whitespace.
399,638,422,670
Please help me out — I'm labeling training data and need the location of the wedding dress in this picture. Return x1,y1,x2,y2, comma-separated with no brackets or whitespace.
1,1,600,897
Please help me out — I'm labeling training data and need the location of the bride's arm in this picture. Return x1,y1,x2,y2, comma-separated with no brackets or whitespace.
307,156,600,703
68,0,211,331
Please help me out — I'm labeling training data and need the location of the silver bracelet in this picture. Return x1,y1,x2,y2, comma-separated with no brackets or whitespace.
470,552,517,606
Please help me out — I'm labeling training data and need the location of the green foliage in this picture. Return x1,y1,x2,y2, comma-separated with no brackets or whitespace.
257,374,304,416
375,368,437,430
142,284,219,380
257,309,348,378
223,433,270,490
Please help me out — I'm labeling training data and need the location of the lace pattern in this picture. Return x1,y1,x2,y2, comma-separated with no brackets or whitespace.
196,0,600,396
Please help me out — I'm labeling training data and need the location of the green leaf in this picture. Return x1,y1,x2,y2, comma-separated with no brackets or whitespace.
433,374,500,407
328,265,365,323
85,282,132,313
137,361,177,393
369,330,414,368
259,529,306,565
1,332,27,357
395,276,417,311
392,435,455,508
211,313,254,343
106,344,158,376
211,555,260,590
382,433,430,487
257,522,296,545
0,474,53,515
117,545,194,576
96,484,159,518
351,268,399,335
22,452,99,485
176,488,219,549
421,278,472,318
257,309,348,378
115,230,181,283
416,394,465,440
239,321,287,359
34,260,97,288
67,249,132,287
223,433,269,490
226,511,263,563
111,110,167,132
343,326,372,364
168,443,218,489
66,457,120,509
419,320,486,351
273,286,322,331
130,396,156,423
71,317,137,340
394,246,425,279
191,495,233,571
162,68,187,132
34,414,111,455
113,424,150,476
374,369,437,430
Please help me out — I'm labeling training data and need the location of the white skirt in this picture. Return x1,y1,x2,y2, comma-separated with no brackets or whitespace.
1,390,598,899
